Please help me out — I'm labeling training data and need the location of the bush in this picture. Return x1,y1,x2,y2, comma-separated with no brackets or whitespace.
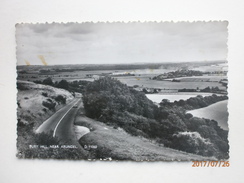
33,131,60,145
42,100,56,110
33,80,42,84
56,80,69,90
17,101,21,108
84,77,159,119
17,82,29,90
82,77,229,159
42,92,48,97
17,128,87,159
170,131,217,156
43,77,53,86
54,95,66,104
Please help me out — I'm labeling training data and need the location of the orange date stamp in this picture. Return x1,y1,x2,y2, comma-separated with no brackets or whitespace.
192,161,230,167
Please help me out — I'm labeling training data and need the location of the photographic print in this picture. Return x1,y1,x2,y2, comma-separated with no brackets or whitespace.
16,22,229,161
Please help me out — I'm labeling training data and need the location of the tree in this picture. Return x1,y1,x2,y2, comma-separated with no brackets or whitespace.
55,95,66,104
159,99,170,107
43,77,53,86
57,80,69,90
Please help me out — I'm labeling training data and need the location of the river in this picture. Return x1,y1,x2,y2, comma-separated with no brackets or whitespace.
146,92,220,103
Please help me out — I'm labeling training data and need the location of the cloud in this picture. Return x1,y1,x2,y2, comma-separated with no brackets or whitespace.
29,24,51,33
66,23,94,35
16,22,228,65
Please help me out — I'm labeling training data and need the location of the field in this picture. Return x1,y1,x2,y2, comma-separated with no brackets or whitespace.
18,73,226,91
16,61,229,160
17,61,229,114
17,61,228,92
187,100,228,130
164,75,227,82
17,62,228,109
117,76,226,90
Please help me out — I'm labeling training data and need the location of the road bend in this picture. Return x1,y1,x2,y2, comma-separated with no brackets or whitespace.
36,97,82,147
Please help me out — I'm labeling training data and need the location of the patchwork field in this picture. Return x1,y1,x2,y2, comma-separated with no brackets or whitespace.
16,62,229,160
165,75,227,82
17,63,228,92
117,76,226,90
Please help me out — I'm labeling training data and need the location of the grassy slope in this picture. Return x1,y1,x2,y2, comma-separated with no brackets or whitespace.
17,80,74,128
17,81,90,159
187,100,228,130
75,114,213,161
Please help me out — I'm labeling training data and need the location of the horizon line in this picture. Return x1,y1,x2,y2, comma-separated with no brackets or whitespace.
17,60,227,66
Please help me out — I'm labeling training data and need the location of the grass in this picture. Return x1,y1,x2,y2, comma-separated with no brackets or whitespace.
165,75,227,82
187,100,228,130
18,67,226,91
116,76,226,90
75,115,213,161
17,80,74,128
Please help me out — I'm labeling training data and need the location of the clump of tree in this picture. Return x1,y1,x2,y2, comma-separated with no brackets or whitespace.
82,77,229,159
83,77,161,137
54,95,66,104
153,69,205,80
42,99,56,111
42,77,54,86
41,77,69,90
158,95,229,159
83,77,159,120
41,92,48,97
163,94,228,110
170,131,218,157
178,86,225,94
17,82,29,90
34,78,91,94
68,80,91,93
56,80,69,90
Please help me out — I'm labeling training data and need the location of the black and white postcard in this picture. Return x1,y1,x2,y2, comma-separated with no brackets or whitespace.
16,22,229,161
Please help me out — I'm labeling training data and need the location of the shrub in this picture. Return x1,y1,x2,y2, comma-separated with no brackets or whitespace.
17,101,21,108
33,131,60,145
47,98,52,102
82,77,229,159
43,77,53,86
54,95,66,104
42,92,48,97
42,100,56,110
56,80,69,90
185,113,193,119
17,82,29,90
17,128,87,159
33,80,42,84
170,131,217,156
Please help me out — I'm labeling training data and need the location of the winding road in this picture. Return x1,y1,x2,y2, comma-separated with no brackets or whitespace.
36,97,82,146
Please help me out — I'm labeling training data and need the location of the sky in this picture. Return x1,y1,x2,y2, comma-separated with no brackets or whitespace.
16,22,228,65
